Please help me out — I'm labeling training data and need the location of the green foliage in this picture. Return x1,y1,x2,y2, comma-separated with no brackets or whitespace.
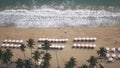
97,47,107,59
27,38,35,58
27,38,35,49
2,49,13,64
65,57,77,68
20,44,26,57
16,58,24,68
79,64,88,68
32,50,41,62
41,53,52,68
24,60,32,68
43,40,51,52
87,56,97,68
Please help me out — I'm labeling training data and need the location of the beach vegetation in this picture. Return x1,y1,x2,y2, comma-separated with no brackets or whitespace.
20,44,26,58
65,57,77,68
27,38,35,58
87,56,97,68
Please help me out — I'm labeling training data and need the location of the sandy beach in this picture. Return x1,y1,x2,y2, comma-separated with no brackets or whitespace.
0,26,120,68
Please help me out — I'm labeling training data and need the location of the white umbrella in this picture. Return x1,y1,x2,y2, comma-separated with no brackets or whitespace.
93,37,97,41
16,40,19,43
106,47,110,51
117,48,120,52
14,44,18,48
77,44,81,48
10,44,14,47
4,39,8,43
85,44,89,48
82,37,86,41
78,38,82,41
86,37,90,41
12,40,16,43
89,38,92,41
61,46,65,49
111,54,116,58
2,44,5,47
74,38,78,41
81,44,85,48
108,58,113,62
106,53,110,58
8,40,12,43
73,44,77,48
17,44,21,48
6,44,9,47
19,40,23,43
118,54,120,59
111,48,116,52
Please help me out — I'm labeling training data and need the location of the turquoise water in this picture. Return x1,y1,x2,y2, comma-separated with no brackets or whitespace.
0,0,120,9
0,0,120,28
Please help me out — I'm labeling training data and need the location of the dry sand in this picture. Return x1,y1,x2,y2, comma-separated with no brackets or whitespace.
0,26,120,68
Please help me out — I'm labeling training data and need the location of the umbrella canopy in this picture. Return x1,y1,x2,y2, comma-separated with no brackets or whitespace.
108,58,113,62
106,53,110,58
111,48,116,52
111,54,116,58
118,54,120,59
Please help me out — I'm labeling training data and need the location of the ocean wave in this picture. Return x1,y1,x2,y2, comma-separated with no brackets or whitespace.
0,8,120,28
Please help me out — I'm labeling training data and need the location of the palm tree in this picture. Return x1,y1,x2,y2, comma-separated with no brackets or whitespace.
65,57,77,68
24,60,32,68
32,50,41,68
27,38,35,58
0,48,3,67
87,56,97,68
16,58,24,68
42,40,51,53
79,64,88,68
2,49,13,68
41,53,52,68
20,44,26,58
97,47,107,60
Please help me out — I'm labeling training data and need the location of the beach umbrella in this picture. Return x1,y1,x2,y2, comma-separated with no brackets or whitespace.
93,37,97,41
111,54,116,58
74,38,78,41
4,39,8,43
106,53,110,58
117,48,120,52
81,44,85,48
61,46,65,49
19,40,23,43
12,40,16,43
85,44,89,48
89,38,93,41
8,40,12,43
17,44,21,48
79,38,82,41
6,44,9,47
2,44,5,47
73,44,77,48
106,47,110,51
9,44,14,48
57,46,61,49
118,54,120,59
82,37,86,41
86,37,90,41
16,40,19,43
77,44,81,48
108,58,113,62
14,44,18,48
92,45,96,48
111,48,116,52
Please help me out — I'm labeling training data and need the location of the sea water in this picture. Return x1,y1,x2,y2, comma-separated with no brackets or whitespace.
0,0,120,28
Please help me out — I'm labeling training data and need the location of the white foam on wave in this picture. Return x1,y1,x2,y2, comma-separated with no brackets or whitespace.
0,8,120,28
